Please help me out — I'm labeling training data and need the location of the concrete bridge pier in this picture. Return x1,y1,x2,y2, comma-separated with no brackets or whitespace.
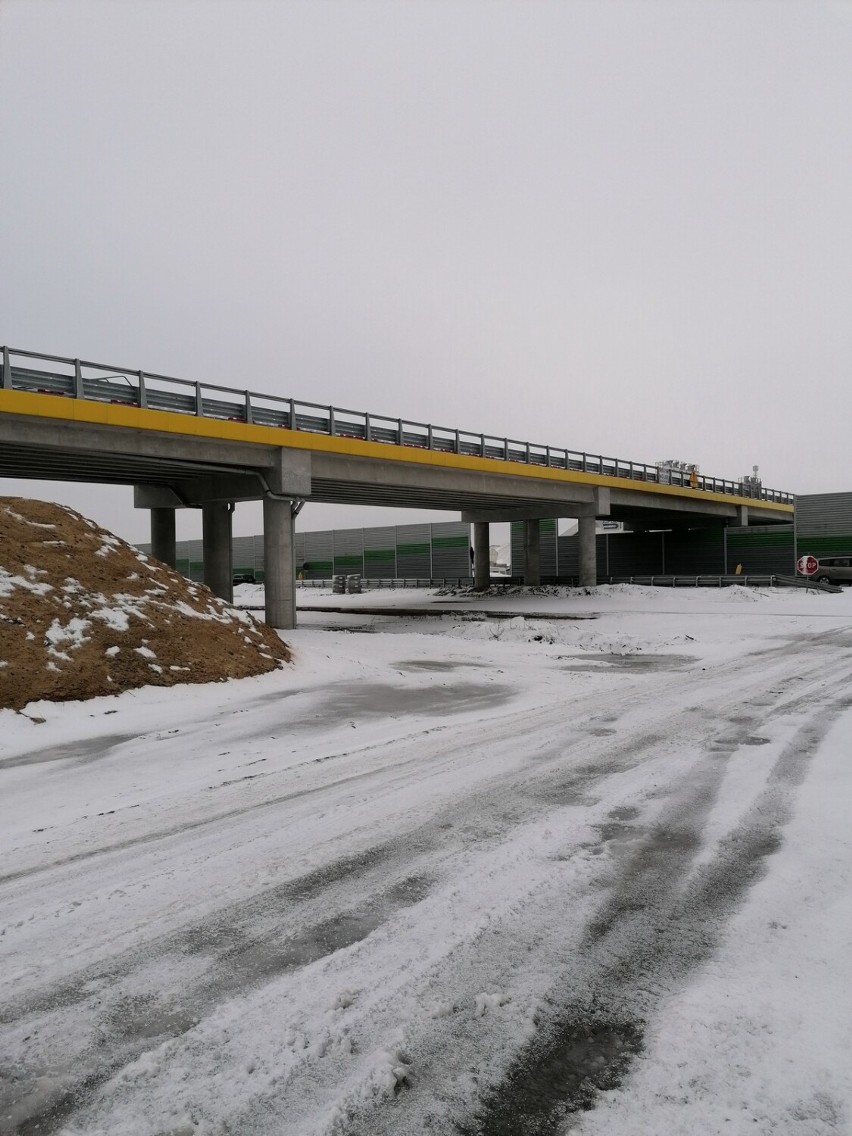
523,519,541,586
202,502,233,605
473,521,490,589
263,496,297,630
150,507,177,569
578,515,597,587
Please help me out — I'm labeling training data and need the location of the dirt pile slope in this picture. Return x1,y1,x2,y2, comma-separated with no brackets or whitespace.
0,497,290,712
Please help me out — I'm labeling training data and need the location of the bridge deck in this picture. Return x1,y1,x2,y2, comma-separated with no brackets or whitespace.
0,346,793,518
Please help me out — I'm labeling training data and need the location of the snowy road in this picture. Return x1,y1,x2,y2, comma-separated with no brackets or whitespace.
2,586,852,1135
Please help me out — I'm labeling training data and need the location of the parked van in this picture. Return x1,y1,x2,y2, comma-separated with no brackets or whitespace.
814,557,852,585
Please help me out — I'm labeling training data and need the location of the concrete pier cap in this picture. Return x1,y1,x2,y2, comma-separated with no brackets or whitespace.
134,447,311,626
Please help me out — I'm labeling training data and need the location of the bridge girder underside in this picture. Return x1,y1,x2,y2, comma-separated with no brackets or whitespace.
0,440,592,514
0,418,788,529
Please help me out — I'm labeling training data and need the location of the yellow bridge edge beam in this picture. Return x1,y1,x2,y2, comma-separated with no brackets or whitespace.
0,388,794,515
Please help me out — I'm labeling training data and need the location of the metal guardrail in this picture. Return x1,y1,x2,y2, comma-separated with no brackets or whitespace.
286,574,842,592
295,575,839,591
602,574,841,591
1,345,794,506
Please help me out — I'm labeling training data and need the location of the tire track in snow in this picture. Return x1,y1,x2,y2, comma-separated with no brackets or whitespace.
0,679,683,1135
449,693,852,1134
314,638,852,1135
5,630,852,1135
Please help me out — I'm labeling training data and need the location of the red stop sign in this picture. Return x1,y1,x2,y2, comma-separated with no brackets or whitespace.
797,554,819,576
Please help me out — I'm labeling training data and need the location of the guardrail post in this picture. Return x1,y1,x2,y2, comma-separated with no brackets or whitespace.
289,398,297,430
426,424,432,449
503,437,508,460
195,382,204,416
454,429,460,454
244,391,253,424
74,359,84,399
366,413,372,442
398,418,404,445
2,347,10,389
480,434,485,457
329,406,335,435
545,446,552,467
137,370,147,409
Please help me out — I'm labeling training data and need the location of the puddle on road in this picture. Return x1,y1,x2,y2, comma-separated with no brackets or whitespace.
395,660,490,673
558,653,696,674
236,681,515,737
0,734,138,770
327,682,512,720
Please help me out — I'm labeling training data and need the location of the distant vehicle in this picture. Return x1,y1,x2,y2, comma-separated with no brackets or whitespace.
813,557,852,585
233,572,257,585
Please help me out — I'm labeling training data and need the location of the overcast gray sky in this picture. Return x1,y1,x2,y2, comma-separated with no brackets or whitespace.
2,0,851,543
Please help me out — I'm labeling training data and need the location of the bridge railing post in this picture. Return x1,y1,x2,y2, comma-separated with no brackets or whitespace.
5,344,795,506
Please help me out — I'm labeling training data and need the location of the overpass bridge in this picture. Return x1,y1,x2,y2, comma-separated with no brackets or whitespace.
0,346,793,627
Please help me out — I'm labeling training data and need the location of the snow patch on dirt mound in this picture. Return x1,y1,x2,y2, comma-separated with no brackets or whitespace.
0,497,290,711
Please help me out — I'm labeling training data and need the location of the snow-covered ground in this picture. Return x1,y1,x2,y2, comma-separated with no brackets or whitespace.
2,584,851,1135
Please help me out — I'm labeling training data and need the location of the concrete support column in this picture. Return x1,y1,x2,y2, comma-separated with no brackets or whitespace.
523,519,541,586
150,507,176,569
202,502,233,604
263,496,296,630
473,521,490,590
578,515,597,587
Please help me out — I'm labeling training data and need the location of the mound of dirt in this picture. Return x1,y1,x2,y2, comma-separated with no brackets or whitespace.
0,497,290,712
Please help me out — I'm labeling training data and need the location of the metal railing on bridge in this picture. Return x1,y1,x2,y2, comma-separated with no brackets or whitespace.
1,345,794,506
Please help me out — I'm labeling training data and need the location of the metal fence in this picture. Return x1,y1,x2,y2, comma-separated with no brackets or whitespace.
2,345,794,505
